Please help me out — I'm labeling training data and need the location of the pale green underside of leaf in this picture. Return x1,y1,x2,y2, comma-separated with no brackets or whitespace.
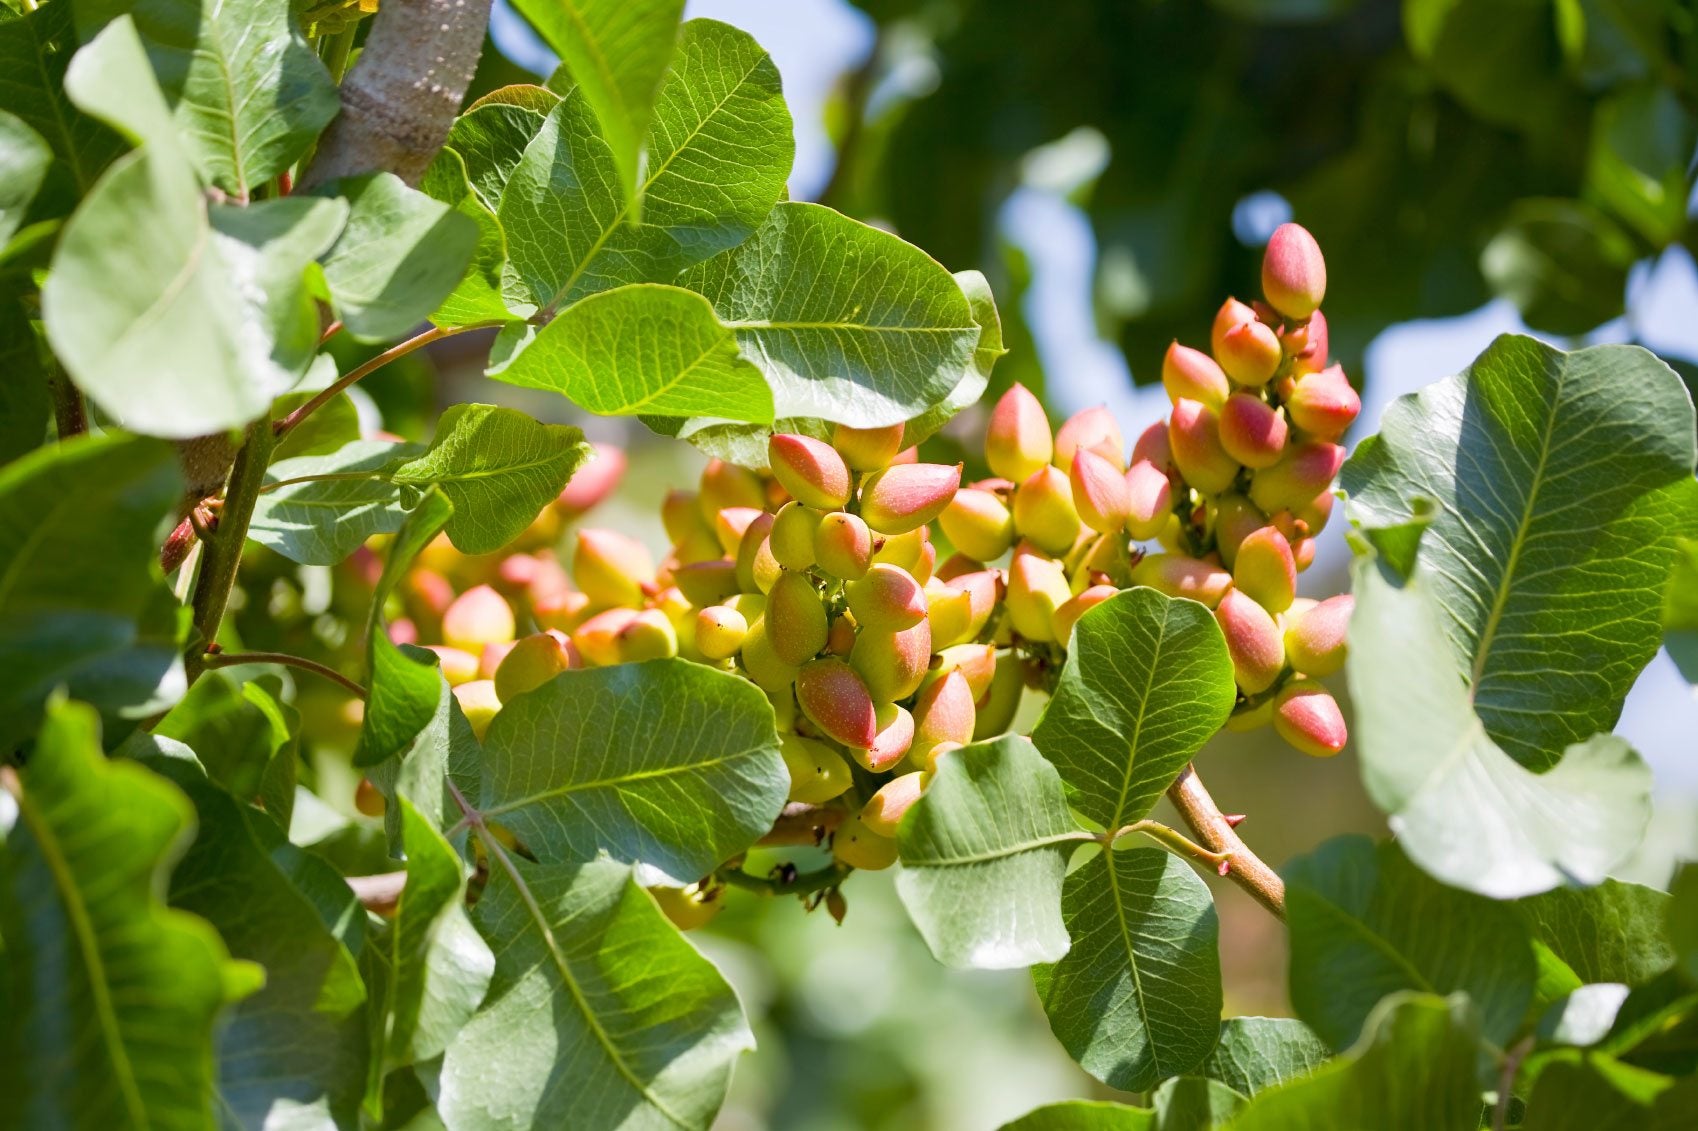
902,268,1007,446
1515,878,1674,987
250,439,420,566
1034,847,1221,1093
1347,556,1653,898
897,734,1083,969
1198,1018,1332,1097
0,110,51,247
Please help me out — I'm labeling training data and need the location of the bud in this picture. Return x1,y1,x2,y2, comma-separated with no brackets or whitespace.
948,569,1001,641
925,580,975,649
1284,594,1352,677
973,652,1024,740
780,734,853,804
494,631,576,702
424,645,481,686
1012,465,1083,555
769,433,851,510
861,772,927,838
767,571,830,665
833,421,905,471
698,458,766,521
938,488,1016,562
1284,364,1360,440
795,658,879,748
1132,420,1174,474
1215,588,1285,694
713,506,764,557
912,670,977,771
1122,460,1174,542
1129,554,1233,607
1274,679,1347,757
1212,493,1267,569
855,702,915,772
1006,553,1071,642
442,585,516,655
1168,399,1242,495
661,489,706,544
850,619,931,701
695,605,749,661
846,563,928,630
1162,342,1231,409
985,383,1054,481
871,525,926,571
931,642,998,700
555,442,626,518
1217,319,1283,387
574,530,653,610
1261,222,1327,320
1054,406,1125,471
770,502,823,571
1232,526,1297,613
815,511,874,579
859,463,963,534
833,811,899,871
452,680,502,740
734,511,780,594
1248,441,1345,515
1210,297,1260,358
650,882,723,932
1053,583,1117,645
672,559,740,607
738,617,798,693
1218,392,1289,471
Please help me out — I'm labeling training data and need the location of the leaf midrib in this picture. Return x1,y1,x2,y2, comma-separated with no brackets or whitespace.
481,748,758,819
1104,853,1162,1079
912,829,1091,869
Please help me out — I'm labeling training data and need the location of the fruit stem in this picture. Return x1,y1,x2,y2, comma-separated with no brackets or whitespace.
1103,818,1232,872
718,862,851,898
183,417,274,686
201,650,368,700
273,321,499,438
1166,762,1286,920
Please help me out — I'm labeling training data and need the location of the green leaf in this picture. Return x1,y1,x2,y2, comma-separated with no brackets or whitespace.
679,201,982,428
1346,554,1654,897
903,268,1007,446
1284,836,1534,1050
1226,993,1483,1131
389,403,591,555
1521,1050,1682,1130
1517,879,1675,986
0,281,49,466
1481,200,1637,336
153,671,299,829
128,0,339,197
1587,86,1697,247
269,361,361,462
998,1080,1246,1131
1034,847,1221,1092
1341,336,1698,769
1032,588,1236,829
139,743,368,1130
477,659,787,884
0,434,185,746
420,146,514,328
1198,1018,1332,1097
0,3,122,193
491,283,772,421
896,734,1086,969
0,110,50,246
0,699,250,1131
250,439,418,567
1000,1101,1153,1130
1671,866,1698,983
439,856,750,1131
446,91,553,213
508,0,684,219
315,172,479,343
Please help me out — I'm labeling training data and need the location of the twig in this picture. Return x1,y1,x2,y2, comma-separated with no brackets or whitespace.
1492,1036,1535,1131
257,471,389,495
47,370,86,439
183,419,274,685
1166,763,1286,920
1104,817,1233,874
201,650,368,700
274,322,496,437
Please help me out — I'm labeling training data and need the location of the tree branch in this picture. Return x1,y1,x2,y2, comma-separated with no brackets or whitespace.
202,650,368,700
183,419,274,685
1166,763,1286,920
300,0,495,190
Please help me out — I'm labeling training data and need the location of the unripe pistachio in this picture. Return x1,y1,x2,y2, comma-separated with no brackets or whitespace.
479,641,516,681
1218,392,1289,470
1212,493,1267,569
661,489,705,544
1291,535,1316,572
780,734,853,804
871,525,927,571
854,702,915,772
850,619,931,701
1296,487,1335,536
533,589,592,634
714,506,764,557
672,559,740,607
767,571,830,665
424,645,480,687
1284,364,1360,440
769,433,852,510
1053,583,1117,645
442,585,517,655
795,658,879,748
1284,594,1352,677
935,552,982,582
913,538,937,585
1261,222,1327,320
555,442,626,518
572,607,634,667
1211,296,1260,358
947,569,1001,641
1224,698,1274,733
1054,406,1125,471
770,502,823,571
1123,460,1174,542
494,631,576,702
1155,514,1186,554
891,446,919,464
1288,308,1329,375
1129,554,1233,607
985,382,1054,481
738,617,798,693
846,563,928,630
1070,449,1133,533
726,592,767,620
1217,319,1283,387
1215,587,1285,695
1132,420,1175,475
649,882,722,931
1274,679,1347,757
354,777,386,818
698,458,766,521
862,771,927,837
767,687,799,732
734,511,778,594
404,568,455,623
912,670,976,770
1013,465,1083,554
1232,526,1297,613
833,811,898,870
826,614,856,656
695,605,749,661
574,530,653,609
815,511,874,579
1168,399,1242,495
938,488,1016,562
859,463,963,534
1162,341,1231,409
453,679,501,740
931,642,998,700
671,525,723,567
1248,441,1345,515
833,421,905,471
605,608,678,664
973,652,1024,739
924,579,975,649
389,618,419,647
1006,553,1071,642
